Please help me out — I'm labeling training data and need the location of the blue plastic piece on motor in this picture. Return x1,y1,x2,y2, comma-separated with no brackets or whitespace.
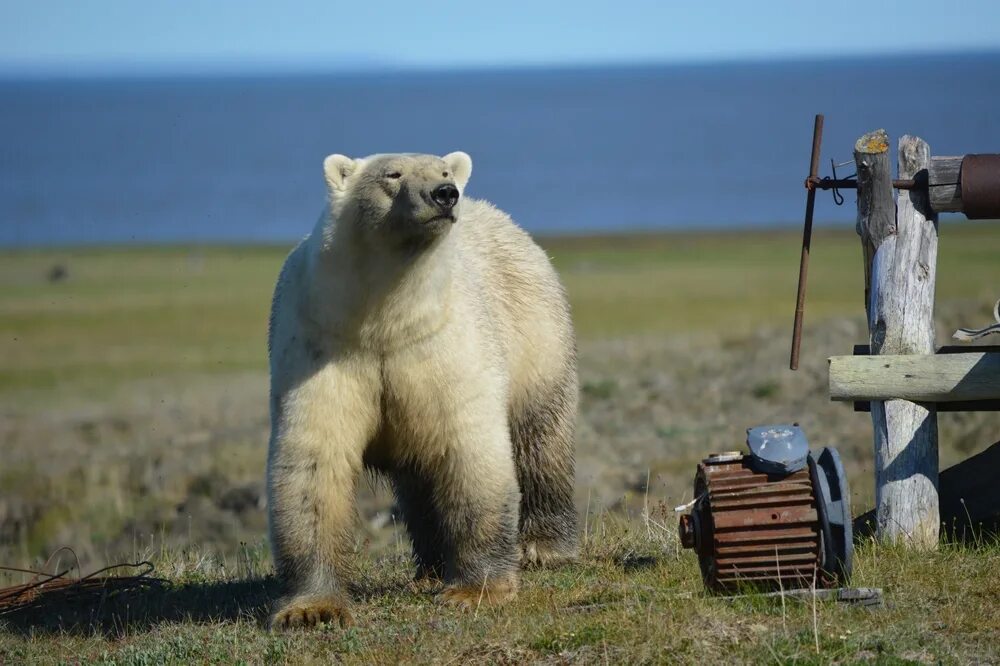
745,424,809,475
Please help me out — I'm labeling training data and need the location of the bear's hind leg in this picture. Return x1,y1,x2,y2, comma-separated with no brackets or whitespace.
512,373,579,568
436,466,521,609
419,429,522,609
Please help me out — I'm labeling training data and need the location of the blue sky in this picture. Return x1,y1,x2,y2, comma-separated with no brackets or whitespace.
2,0,999,74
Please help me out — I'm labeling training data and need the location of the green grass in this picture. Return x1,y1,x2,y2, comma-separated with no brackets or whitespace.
3,224,998,406
545,224,999,338
2,519,998,664
0,246,281,402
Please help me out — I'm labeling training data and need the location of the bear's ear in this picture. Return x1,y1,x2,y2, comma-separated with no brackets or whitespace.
443,151,472,190
323,154,358,192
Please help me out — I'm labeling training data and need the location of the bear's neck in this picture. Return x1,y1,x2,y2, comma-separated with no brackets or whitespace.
307,215,456,350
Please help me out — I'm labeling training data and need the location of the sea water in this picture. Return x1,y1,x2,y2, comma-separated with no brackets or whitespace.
2,53,998,246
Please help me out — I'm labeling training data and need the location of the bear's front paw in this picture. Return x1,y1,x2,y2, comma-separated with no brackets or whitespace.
521,539,578,568
438,578,517,610
270,594,355,630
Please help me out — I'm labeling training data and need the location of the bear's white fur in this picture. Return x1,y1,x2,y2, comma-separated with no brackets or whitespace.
267,152,577,628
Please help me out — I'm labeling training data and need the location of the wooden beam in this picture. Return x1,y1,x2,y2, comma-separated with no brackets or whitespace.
851,344,1000,411
857,133,941,549
830,352,1000,402
928,155,963,213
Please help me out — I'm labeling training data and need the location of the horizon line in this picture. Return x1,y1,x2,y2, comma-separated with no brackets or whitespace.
2,46,998,81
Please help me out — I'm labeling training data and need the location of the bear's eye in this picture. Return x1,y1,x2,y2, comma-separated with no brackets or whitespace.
385,171,402,180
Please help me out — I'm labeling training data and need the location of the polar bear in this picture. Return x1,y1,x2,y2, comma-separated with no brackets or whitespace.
266,151,577,629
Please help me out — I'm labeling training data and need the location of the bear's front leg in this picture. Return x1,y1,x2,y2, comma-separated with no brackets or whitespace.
266,361,379,629
426,421,522,609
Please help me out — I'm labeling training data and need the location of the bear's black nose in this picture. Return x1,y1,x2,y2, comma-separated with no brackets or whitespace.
431,183,459,209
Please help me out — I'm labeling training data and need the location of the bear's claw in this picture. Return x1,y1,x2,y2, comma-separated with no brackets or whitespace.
270,595,355,630
438,579,517,610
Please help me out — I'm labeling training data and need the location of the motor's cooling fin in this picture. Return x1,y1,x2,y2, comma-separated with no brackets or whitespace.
678,426,853,591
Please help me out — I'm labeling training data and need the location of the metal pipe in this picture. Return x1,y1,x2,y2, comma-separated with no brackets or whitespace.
960,154,1000,219
790,114,823,371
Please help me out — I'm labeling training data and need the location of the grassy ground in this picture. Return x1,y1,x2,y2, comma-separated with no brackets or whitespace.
2,225,997,405
1,223,999,663
2,523,998,664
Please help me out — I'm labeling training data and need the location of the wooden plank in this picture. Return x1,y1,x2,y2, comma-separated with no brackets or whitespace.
829,352,1000,402
862,134,940,549
928,155,963,213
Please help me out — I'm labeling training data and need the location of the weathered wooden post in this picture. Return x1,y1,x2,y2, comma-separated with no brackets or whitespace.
854,130,940,548
822,122,1000,542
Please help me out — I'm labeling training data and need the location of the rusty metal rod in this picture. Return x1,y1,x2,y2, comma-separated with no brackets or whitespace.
790,114,823,371
805,177,918,191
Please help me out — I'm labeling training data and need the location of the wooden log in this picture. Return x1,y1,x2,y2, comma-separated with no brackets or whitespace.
928,155,963,213
829,352,1000,402
856,133,941,549
849,345,1000,411
854,130,894,319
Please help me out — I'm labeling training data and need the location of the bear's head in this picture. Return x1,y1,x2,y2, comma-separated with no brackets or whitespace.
323,152,473,247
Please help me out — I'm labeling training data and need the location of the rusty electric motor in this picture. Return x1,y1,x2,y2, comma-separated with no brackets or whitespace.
678,424,852,591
